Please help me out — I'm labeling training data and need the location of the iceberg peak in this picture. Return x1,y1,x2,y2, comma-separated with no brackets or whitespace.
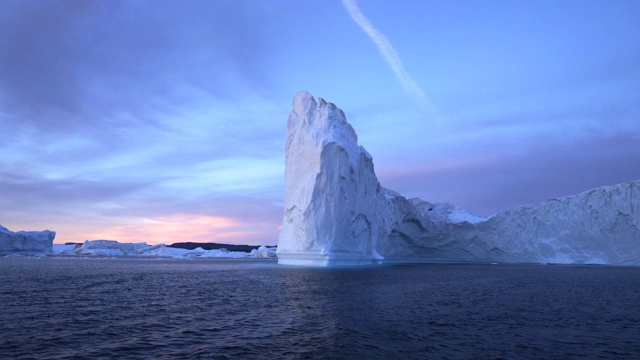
278,92,383,266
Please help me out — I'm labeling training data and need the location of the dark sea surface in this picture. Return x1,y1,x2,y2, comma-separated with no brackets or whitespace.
1,257,639,359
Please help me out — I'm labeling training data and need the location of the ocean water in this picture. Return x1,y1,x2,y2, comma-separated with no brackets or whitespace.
1,257,639,359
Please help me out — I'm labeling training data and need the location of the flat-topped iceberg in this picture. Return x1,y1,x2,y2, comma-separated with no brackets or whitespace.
51,240,277,259
0,224,55,254
276,91,640,266
75,240,150,256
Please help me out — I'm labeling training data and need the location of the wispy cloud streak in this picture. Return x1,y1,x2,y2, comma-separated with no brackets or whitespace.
342,0,438,117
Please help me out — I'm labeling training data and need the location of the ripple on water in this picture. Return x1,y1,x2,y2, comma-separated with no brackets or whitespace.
1,258,640,359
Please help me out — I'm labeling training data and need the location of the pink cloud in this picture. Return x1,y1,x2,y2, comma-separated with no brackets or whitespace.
90,213,279,245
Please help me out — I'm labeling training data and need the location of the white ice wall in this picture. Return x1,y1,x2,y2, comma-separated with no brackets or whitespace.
277,91,385,266
0,224,55,253
276,91,640,266
379,182,640,265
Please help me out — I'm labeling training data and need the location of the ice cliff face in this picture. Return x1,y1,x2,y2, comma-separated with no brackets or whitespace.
380,182,640,265
480,182,639,265
277,91,640,266
277,91,385,265
0,224,55,253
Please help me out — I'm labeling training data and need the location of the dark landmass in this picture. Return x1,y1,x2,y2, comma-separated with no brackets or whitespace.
168,242,274,252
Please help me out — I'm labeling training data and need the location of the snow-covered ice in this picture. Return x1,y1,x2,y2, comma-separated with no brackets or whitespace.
75,240,150,257
0,224,55,254
277,91,386,266
52,244,78,255
249,245,278,258
49,240,277,259
276,91,640,266
379,182,640,265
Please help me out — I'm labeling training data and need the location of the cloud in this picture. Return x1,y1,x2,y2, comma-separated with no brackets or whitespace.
341,0,438,117
0,0,275,130
92,213,276,245
0,1,286,236
0,168,283,245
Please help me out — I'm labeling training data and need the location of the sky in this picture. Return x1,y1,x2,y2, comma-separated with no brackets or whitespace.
1,0,639,245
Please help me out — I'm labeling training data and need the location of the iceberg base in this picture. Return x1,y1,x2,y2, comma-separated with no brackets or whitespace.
277,251,377,267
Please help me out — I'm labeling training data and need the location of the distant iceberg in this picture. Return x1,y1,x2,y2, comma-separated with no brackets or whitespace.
52,244,79,255
51,240,277,259
276,91,640,266
75,240,150,256
0,224,55,254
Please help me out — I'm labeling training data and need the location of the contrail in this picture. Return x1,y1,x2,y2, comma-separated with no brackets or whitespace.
341,0,438,117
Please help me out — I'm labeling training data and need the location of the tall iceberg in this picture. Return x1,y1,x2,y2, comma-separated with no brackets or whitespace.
277,91,640,266
277,91,385,266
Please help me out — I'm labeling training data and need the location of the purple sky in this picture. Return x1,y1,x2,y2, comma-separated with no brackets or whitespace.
1,0,639,245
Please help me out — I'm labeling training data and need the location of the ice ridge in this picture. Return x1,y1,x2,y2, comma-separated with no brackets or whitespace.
276,91,640,266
